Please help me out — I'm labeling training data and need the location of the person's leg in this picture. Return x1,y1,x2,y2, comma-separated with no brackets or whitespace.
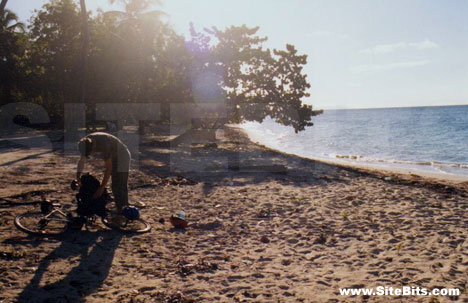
112,171,128,213
112,147,131,214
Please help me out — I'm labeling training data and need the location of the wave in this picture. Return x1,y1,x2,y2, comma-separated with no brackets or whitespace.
326,153,468,169
313,153,468,177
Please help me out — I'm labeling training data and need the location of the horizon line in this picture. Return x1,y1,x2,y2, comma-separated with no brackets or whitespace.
320,103,468,111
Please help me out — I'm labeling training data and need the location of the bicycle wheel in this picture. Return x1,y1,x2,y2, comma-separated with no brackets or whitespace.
101,214,151,234
14,211,69,236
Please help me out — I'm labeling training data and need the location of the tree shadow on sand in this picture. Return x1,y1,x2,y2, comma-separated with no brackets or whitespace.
137,128,356,196
16,230,123,303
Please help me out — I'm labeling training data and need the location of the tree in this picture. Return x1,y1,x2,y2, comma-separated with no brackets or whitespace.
188,25,321,133
86,0,192,130
107,0,165,22
27,0,82,123
102,0,168,103
3,1,319,133
0,8,25,105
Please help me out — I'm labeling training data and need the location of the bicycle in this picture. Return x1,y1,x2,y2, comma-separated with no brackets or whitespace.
15,200,151,236
14,180,151,236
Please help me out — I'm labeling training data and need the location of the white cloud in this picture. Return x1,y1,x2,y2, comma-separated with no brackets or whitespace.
359,39,439,54
409,39,439,50
360,42,407,54
350,60,430,74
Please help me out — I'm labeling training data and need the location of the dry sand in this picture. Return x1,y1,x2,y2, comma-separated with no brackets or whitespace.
1,127,468,303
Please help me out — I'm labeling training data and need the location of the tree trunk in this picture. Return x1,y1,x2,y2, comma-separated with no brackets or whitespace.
79,0,89,105
65,0,89,140
0,0,8,15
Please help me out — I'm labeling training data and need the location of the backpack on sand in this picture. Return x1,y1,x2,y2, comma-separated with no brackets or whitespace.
76,173,110,218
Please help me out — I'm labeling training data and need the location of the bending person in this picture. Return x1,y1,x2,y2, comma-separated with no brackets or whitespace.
77,132,131,218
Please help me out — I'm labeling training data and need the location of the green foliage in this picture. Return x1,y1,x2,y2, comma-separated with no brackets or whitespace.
1,0,321,131
188,25,320,132
87,0,192,123
90,0,186,103
26,0,82,122
0,9,26,105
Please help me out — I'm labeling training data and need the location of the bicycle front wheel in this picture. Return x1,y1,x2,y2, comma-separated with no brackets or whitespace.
14,211,69,236
101,215,151,234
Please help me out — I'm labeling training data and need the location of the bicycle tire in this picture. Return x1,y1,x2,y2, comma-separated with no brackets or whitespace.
14,211,69,236
101,216,151,234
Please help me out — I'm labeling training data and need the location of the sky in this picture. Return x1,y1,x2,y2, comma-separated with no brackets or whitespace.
7,0,468,109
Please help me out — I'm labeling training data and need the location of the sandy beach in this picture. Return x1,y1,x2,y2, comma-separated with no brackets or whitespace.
1,126,468,303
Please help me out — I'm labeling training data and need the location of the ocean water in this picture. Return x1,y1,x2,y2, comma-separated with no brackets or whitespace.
241,105,468,177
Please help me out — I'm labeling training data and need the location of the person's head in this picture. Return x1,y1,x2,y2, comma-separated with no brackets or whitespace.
78,137,93,158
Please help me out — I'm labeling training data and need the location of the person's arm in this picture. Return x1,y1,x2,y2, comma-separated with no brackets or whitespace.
93,157,112,199
76,156,86,185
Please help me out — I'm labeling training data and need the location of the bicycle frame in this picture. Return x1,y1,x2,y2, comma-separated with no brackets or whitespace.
39,208,71,228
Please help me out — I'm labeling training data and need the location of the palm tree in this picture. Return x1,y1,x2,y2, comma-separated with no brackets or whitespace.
107,0,165,23
0,8,23,31
0,0,8,15
105,0,166,47
105,0,167,133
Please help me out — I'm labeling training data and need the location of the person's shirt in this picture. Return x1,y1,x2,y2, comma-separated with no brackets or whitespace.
86,132,130,164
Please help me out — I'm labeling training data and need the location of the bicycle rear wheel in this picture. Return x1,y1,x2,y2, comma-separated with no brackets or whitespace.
101,215,151,234
14,211,69,236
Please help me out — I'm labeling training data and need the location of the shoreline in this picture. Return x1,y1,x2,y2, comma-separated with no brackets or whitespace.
236,125,468,184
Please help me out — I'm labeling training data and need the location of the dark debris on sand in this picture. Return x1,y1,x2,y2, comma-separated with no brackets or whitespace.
176,258,219,277
130,176,197,190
